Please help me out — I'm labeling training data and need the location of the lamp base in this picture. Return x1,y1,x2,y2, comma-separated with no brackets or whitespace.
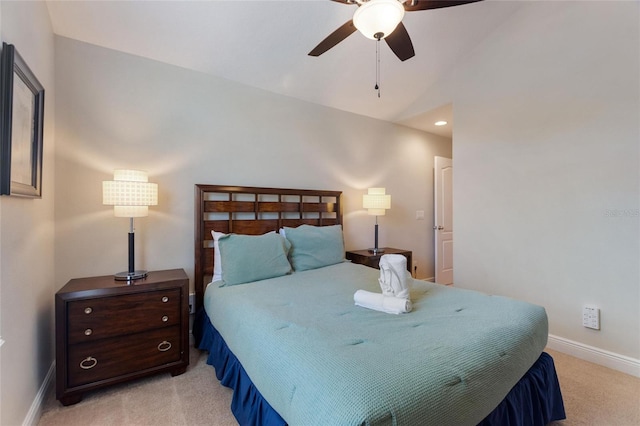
114,270,148,282
368,248,385,255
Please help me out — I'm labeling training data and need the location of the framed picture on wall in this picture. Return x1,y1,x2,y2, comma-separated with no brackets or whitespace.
0,42,45,198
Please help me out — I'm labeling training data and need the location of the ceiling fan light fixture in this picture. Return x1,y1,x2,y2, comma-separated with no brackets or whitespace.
353,0,405,40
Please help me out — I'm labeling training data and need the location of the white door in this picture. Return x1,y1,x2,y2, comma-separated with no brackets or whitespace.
434,156,453,285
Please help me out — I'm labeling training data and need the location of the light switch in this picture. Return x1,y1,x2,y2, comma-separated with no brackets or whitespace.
416,210,425,220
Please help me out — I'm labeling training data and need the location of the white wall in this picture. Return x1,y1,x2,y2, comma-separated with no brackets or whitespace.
0,1,56,425
450,1,639,362
53,36,451,294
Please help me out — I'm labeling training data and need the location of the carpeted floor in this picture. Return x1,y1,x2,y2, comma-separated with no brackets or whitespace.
38,346,639,425
38,344,236,426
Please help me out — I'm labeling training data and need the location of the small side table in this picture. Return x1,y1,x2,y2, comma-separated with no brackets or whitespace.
55,269,189,406
346,248,412,272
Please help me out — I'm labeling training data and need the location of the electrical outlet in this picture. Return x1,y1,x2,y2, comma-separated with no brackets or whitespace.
189,293,196,314
582,305,600,330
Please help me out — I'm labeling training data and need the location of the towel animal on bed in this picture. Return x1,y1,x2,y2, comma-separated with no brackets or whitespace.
354,254,412,314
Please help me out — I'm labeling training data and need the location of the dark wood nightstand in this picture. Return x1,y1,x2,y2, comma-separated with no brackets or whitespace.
346,248,413,272
55,269,189,406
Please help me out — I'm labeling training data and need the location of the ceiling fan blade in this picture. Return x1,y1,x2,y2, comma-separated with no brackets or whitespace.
404,0,483,12
308,20,357,57
385,22,415,61
330,0,355,4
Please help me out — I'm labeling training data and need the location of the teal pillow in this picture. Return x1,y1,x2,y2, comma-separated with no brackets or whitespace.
218,232,292,286
283,224,345,271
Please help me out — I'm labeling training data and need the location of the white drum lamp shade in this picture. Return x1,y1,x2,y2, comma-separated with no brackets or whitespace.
363,187,391,215
103,169,158,217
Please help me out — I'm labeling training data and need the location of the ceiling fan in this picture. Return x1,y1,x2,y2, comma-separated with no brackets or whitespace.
309,0,483,61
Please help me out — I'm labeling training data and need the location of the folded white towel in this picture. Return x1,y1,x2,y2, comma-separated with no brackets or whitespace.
354,289,412,315
378,254,411,299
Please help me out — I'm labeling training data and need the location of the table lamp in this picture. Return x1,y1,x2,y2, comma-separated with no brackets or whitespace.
103,169,158,282
362,187,391,254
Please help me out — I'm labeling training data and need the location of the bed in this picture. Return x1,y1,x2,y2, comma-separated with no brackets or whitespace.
193,185,565,426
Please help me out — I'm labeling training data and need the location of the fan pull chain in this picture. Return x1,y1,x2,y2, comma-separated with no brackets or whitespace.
375,37,381,98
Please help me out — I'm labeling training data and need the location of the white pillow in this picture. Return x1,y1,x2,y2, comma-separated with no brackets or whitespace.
211,231,226,282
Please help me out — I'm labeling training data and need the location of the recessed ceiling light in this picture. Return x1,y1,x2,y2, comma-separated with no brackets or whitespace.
434,121,448,126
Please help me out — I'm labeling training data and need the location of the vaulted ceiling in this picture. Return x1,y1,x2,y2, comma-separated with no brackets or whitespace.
46,0,524,138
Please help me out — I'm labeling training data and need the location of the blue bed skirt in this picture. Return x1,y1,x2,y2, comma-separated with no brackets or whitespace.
194,309,565,426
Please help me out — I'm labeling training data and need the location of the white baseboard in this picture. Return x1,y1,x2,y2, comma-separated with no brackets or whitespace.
22,360,55,426
547,334,640,378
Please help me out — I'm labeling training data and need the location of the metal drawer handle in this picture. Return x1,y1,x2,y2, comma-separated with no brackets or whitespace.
80,357,98,370
84,307,93,314
162,315,169,322
84,328,93,336
157,341,172,352
162,296,169,303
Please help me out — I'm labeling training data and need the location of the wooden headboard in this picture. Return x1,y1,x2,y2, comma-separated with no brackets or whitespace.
194,185,342,311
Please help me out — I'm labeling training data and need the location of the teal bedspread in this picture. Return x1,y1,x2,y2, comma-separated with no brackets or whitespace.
204,262,548,426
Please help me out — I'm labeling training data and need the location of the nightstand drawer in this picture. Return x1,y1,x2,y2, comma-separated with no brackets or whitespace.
67,289,180,343
67,325,181,388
